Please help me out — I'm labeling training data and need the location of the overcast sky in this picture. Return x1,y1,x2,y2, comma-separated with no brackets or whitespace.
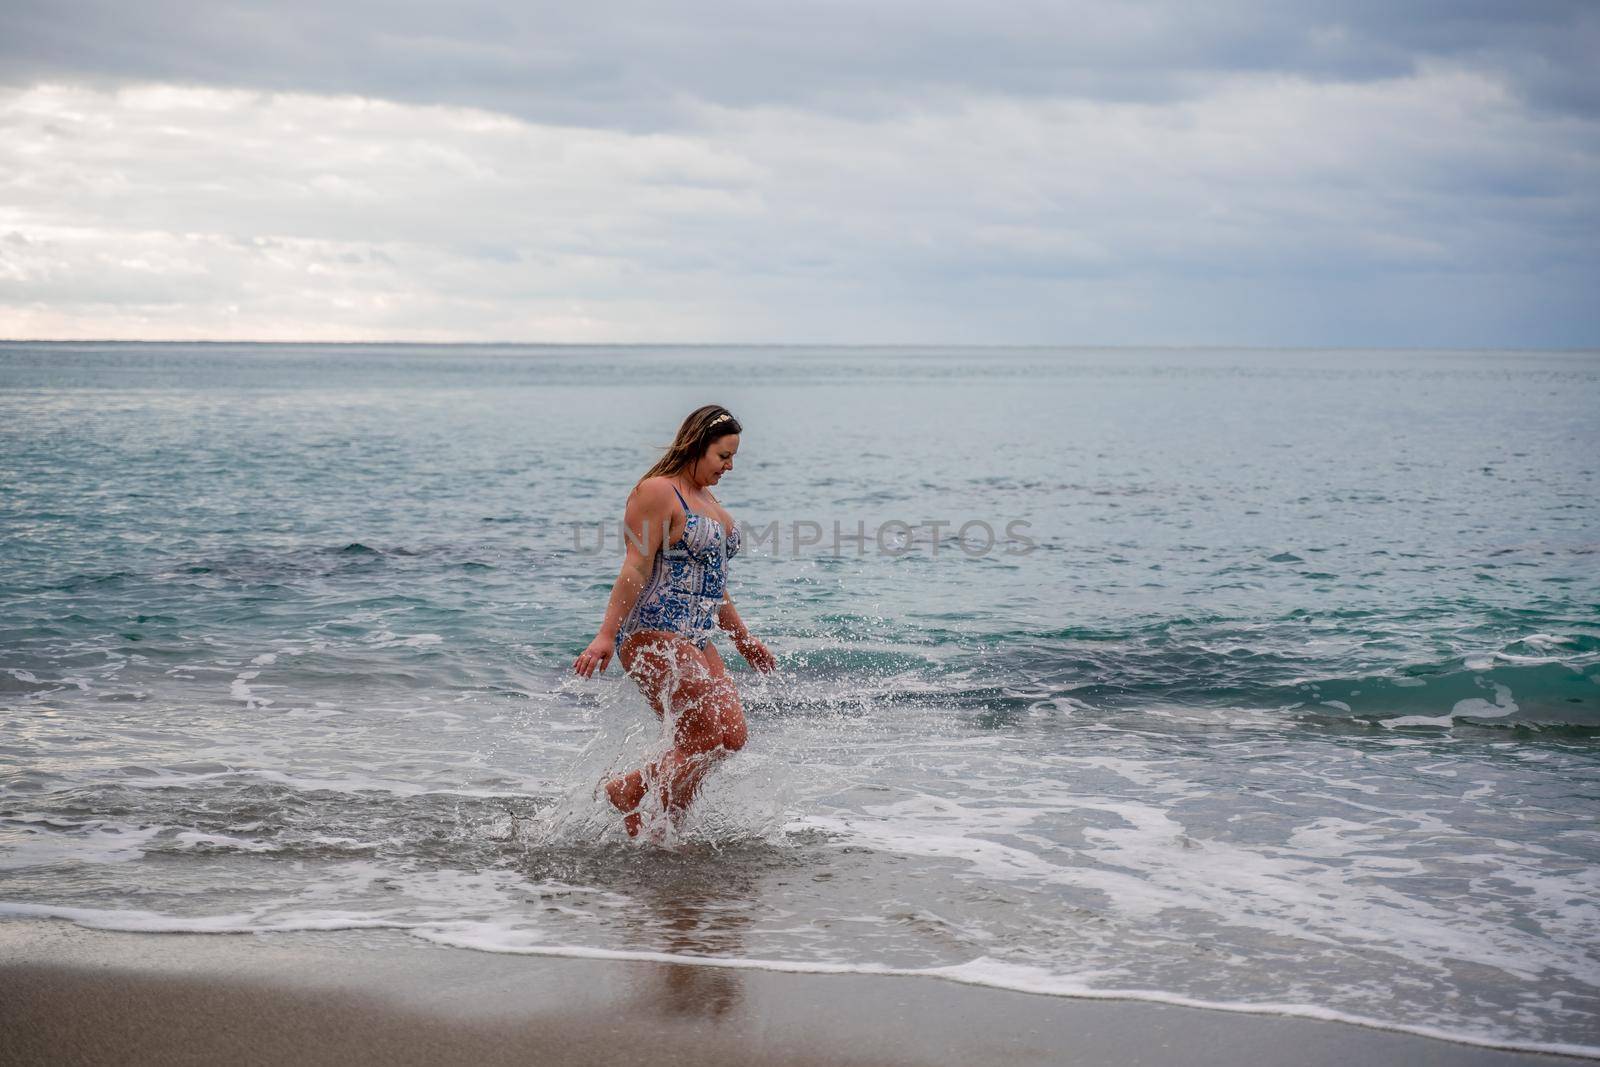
1,1,1596,345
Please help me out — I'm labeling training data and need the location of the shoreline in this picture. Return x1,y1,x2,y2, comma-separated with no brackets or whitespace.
2,920,1592,1066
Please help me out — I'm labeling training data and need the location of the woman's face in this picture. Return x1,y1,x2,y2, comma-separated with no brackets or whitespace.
694,433,739,487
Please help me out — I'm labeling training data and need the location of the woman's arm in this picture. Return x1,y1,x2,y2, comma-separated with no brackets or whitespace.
573,481,676,677
719,597,777,673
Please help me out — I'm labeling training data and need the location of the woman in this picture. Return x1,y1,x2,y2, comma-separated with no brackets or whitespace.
573,405,776,836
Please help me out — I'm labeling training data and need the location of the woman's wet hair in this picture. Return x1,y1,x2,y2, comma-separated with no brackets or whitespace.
638,405,742,484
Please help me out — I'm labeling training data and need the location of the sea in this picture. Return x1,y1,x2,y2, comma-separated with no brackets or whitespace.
2,342,1597,1056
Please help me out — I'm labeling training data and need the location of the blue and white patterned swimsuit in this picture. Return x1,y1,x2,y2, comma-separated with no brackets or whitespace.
617,486,742,650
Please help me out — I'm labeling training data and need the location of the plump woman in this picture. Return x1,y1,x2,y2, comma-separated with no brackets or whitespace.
573,405,776,836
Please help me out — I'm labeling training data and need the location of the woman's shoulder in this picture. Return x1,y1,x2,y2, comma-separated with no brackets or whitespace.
629,476,680,509
633,475,678,496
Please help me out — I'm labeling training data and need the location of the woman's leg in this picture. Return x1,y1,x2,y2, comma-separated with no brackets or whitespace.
608,632,745,833
698,642,748,752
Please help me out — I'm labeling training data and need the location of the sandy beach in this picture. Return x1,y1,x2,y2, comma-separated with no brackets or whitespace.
1,920,1589,1066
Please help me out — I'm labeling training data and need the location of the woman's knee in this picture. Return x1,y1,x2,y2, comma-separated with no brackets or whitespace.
673,678,745,755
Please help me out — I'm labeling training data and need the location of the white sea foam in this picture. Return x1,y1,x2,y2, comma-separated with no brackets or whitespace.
801,782,1600,991
169,831,276,853
0,901,424,934
1519,633,1576,651
1380,680,1520,728
1451,682,1518,719
0,823,165,869
1381,713,1455,728
228,669,278,708
367,632,444,649
98,766,532,799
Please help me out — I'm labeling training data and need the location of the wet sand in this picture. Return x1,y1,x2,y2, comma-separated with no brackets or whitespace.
0,921,1588,1066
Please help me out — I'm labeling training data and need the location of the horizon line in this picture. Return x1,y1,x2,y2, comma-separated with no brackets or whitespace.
2,338,1598,355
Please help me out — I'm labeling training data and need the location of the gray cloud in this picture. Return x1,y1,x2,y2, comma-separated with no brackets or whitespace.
3,1,1596,128
0,3,1595,345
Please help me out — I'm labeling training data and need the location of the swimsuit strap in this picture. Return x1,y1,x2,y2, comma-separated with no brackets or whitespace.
672,486,691,513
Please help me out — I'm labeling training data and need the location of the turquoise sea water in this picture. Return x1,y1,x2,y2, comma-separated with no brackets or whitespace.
2,343,1598,1054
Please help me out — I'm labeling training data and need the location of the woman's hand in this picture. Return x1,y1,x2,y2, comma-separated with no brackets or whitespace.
573,634,615,678
733,632,777,673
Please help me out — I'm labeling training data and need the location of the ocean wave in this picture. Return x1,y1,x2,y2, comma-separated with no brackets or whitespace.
768,624,1600,729
1278,657,1599,730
